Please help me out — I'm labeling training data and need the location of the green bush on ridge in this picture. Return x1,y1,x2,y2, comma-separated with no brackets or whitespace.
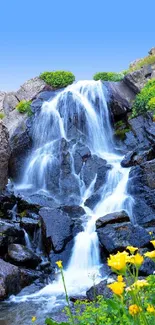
16,100,33,116
132,78,155,118
40,70,75,89
93,72,124,82
0,112,5,119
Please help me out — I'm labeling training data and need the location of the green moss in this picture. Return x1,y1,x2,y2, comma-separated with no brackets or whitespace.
16,100,33,116
0,112,5,119
132,79,155,118
40,70,75,89
115,128,130,140
93,72,124,82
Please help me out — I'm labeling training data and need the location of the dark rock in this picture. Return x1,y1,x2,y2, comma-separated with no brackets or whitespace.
85,193,101,209
20,217,40,233
124,64,155,94
86,280,113,301
73,142,91,174
0,258,20,300
139,258,155,276
97,222,151,254
20,268,42,287
7,244,41,268
121,151,136,167
50,239,74,268
96,210,130,229
0,220,24,255
61,205,85,219
0,121,10,191
121,147,155,167
105,80,136,118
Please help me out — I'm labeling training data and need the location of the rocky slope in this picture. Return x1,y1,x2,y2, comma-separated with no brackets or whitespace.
0,49,155,300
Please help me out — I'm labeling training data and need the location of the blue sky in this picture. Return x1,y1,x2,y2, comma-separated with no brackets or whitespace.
0,0,155,91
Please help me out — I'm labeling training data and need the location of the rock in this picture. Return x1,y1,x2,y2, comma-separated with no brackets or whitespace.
3,109,27,138
121,147,155,167
0,220,24,255
128,161,155,227
86,280,113,301
0,91,6,113
20,217,40,234
106,80,136,118
124,64,155,94
97,222,151,254
148,47,155,56
0,258,20,300
16,77,51,102
3,92,19,115
8,118,32,180
0,121,10,190
139,258,155,276
20,268,42,287
7,244,41,268
40,207,83,266
96,210,130,229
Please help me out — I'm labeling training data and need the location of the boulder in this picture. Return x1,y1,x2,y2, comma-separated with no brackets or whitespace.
97,222,151,254
124,64,155,94
86,280,113,301
128,161,155,227
106,80,135,118
3,109,27,138
139,258,155,276
96,210,130,229
16,77,51,102
3,92,19,115
0,121,10,190
20,217,40,234
0,221,24,254
7,244,41,268
0,258,20,300
121,147,155,167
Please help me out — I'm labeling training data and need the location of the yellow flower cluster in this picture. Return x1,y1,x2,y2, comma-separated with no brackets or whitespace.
108,281,126,296
126,279,148,292
147,305,155,313
107,249,144,273
144,251,155,259
129,304,142,316
31,316,36,322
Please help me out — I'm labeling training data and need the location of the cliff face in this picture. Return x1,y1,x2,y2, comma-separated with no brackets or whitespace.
0,121,10,191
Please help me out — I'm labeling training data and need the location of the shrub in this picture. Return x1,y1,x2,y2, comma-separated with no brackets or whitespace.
0,112,5,119
93,72,124,82
16,100,32,116
132,79,155,118
40,70,75,89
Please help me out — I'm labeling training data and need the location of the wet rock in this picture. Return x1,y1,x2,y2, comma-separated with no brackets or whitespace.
20,268,42,287
124,64,155,93
73,142,91,174
50,239,74,268
128,161,155,227
121,147,155,167
0,121,10,191
139,258,155,276
7,244,41,268
20,217,40,234
0,258,20,300
0,220,24,255
106,80,135,118
96,210,130,229
86,280,113,301
121,151,136,167
97,222,151,254
85,193,101,209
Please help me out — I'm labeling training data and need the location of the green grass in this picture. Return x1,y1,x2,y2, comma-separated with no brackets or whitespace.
130,55,155,72
93,72,124,82
0,112,5,119
16,100,33,116
131,79,155,118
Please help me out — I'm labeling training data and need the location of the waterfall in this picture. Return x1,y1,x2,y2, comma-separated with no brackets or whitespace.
23,229,32,250
11,80,134,302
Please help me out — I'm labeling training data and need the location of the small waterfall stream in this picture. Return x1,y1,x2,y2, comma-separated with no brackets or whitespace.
8,81,134,314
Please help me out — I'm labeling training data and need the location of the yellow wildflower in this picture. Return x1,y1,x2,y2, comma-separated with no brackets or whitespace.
31,316,36,322
107,251,128,272
149,232,152,235
127,253,144,267
147,305,155,313
117,275,123,282
108,281,126,296
129,304,142,316
144,251,155,259
56,260,63,268
132,279,149,289
150,240,155,248
126,246,138,254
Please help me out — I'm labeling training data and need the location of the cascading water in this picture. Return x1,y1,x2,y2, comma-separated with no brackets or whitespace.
11,80,134,304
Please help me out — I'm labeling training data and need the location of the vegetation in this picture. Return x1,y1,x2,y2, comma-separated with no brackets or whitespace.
129,55,155,72
0,112,5,119
16,100,33,116
40,70,75,89
93,72,124,82
131,79,155,118
36,240,155,325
